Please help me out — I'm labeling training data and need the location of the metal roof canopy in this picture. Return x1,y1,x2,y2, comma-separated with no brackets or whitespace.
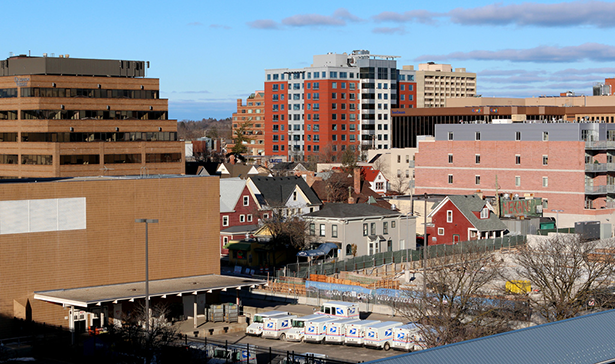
365,309,615,364
34,274,266,308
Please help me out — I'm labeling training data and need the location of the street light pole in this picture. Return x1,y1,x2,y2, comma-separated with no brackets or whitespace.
551,209,563,232
423,193,428,304
136,218,159,332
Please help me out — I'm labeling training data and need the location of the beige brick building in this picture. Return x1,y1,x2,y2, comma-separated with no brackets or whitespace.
412,63,476,108
0,55,184,178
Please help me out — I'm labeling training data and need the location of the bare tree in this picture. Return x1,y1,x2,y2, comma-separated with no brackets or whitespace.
324,171,351,202
389,172,411,195
108,302,180,364
509,234,615,323
400,243,518,347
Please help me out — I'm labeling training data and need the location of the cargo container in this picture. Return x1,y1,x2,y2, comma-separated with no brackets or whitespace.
245,311,290,336
324,318,362,344
364,321,403,350
304,316,340,343
344,320,381,346
262,314,297,340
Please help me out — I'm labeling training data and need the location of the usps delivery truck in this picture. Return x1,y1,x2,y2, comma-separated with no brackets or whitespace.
344,320,381,346
324,318,361,344
392,323,425,351
245,311,289,336
262,314,297,340
303,316,340,344
285,314,324,342
317,301,360,319
363,321,403,351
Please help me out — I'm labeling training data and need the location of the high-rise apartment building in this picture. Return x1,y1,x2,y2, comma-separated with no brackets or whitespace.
413,63,476,108
230,91,265,156
0,55,184,178
264,51,416,161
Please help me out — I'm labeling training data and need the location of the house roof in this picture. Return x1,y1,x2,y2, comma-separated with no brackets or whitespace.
219,178,247,213
249,176,321,207
219,163,259,179
361,166,385,183
220,224,259,234
365,309,615,364
446,195,507,232
304,203,400,219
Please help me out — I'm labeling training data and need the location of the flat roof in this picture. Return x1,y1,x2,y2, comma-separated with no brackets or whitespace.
34,274,266,308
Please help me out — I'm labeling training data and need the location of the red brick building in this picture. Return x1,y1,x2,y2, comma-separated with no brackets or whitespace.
230,91,265,156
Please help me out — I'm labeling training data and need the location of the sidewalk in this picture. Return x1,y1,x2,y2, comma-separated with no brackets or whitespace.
176,316,247,338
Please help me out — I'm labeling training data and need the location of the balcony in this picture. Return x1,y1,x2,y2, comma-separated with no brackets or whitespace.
585,163,615,172
585,141,615,150
585,185,615,194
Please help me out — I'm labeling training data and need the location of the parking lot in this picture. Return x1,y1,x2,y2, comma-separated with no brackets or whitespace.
206,331,407,363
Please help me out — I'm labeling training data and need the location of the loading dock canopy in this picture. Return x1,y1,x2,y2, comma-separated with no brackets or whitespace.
34,274,266,308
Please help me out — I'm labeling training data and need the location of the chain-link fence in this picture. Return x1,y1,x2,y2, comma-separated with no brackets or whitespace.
282,235,526,279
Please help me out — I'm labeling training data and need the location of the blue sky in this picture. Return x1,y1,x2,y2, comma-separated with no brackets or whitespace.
4,0,615,120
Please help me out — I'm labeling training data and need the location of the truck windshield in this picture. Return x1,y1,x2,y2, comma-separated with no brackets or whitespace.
292,320,305,328
253,315,263,323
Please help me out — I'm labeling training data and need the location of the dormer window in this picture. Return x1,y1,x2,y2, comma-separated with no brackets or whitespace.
480,208,489,219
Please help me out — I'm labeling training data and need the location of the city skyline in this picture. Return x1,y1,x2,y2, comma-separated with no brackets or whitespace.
4,0,615,120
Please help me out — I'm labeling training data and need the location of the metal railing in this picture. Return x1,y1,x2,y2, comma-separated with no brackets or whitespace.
282,235,526,279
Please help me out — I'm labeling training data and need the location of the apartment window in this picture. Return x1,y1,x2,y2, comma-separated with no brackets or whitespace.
363,223,368,236
542,131,549,141
383,222,388,234
448,132,453,140
309,223,315,235
243,196,249,206
320,224,326,236
543,177,548,187
475,154,480,164
543,155,548,165
448,154,453,163
239,214,245,223
475,132,481,141
475,175,481,185
515,176,521,186
515,155,521,165
438,228,445,236
371,222,376,235
448,174,453,184
447,210,453,223
516,131,521,141
332,224,338,238
222,216,229,226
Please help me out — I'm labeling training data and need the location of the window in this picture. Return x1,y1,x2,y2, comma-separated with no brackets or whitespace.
515,155,521,165
475,154,480,164
476,175,481,185
543,155,548,165
391,221,396,228
332,224,338,238
448,174,453,184
475,132,481,141
363,223,368,236
447,210,453,223
247,214,252,222
480,208,489,219
320,224,326,236
309,223,315,235
438,228,445,236
223,236,229,245
243,196,249,206
371,222,376,235
516,131,521,141
222,216,229,226
448,154,453,163
383,222,388,234
239,214,245,223
448,132,454,140
543,177,548,187
263,213,269,219
542,131,549,141
515,176,521,186
346,244,352,256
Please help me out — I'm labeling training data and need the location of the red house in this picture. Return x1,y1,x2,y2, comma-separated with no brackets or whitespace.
220,178,259,256
426,194,507,245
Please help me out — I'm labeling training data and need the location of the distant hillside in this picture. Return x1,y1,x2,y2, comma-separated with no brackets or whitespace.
177,118,232,140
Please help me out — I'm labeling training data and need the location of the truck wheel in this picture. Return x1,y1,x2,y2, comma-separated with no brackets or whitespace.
280,333,286,341
384,342,391,351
